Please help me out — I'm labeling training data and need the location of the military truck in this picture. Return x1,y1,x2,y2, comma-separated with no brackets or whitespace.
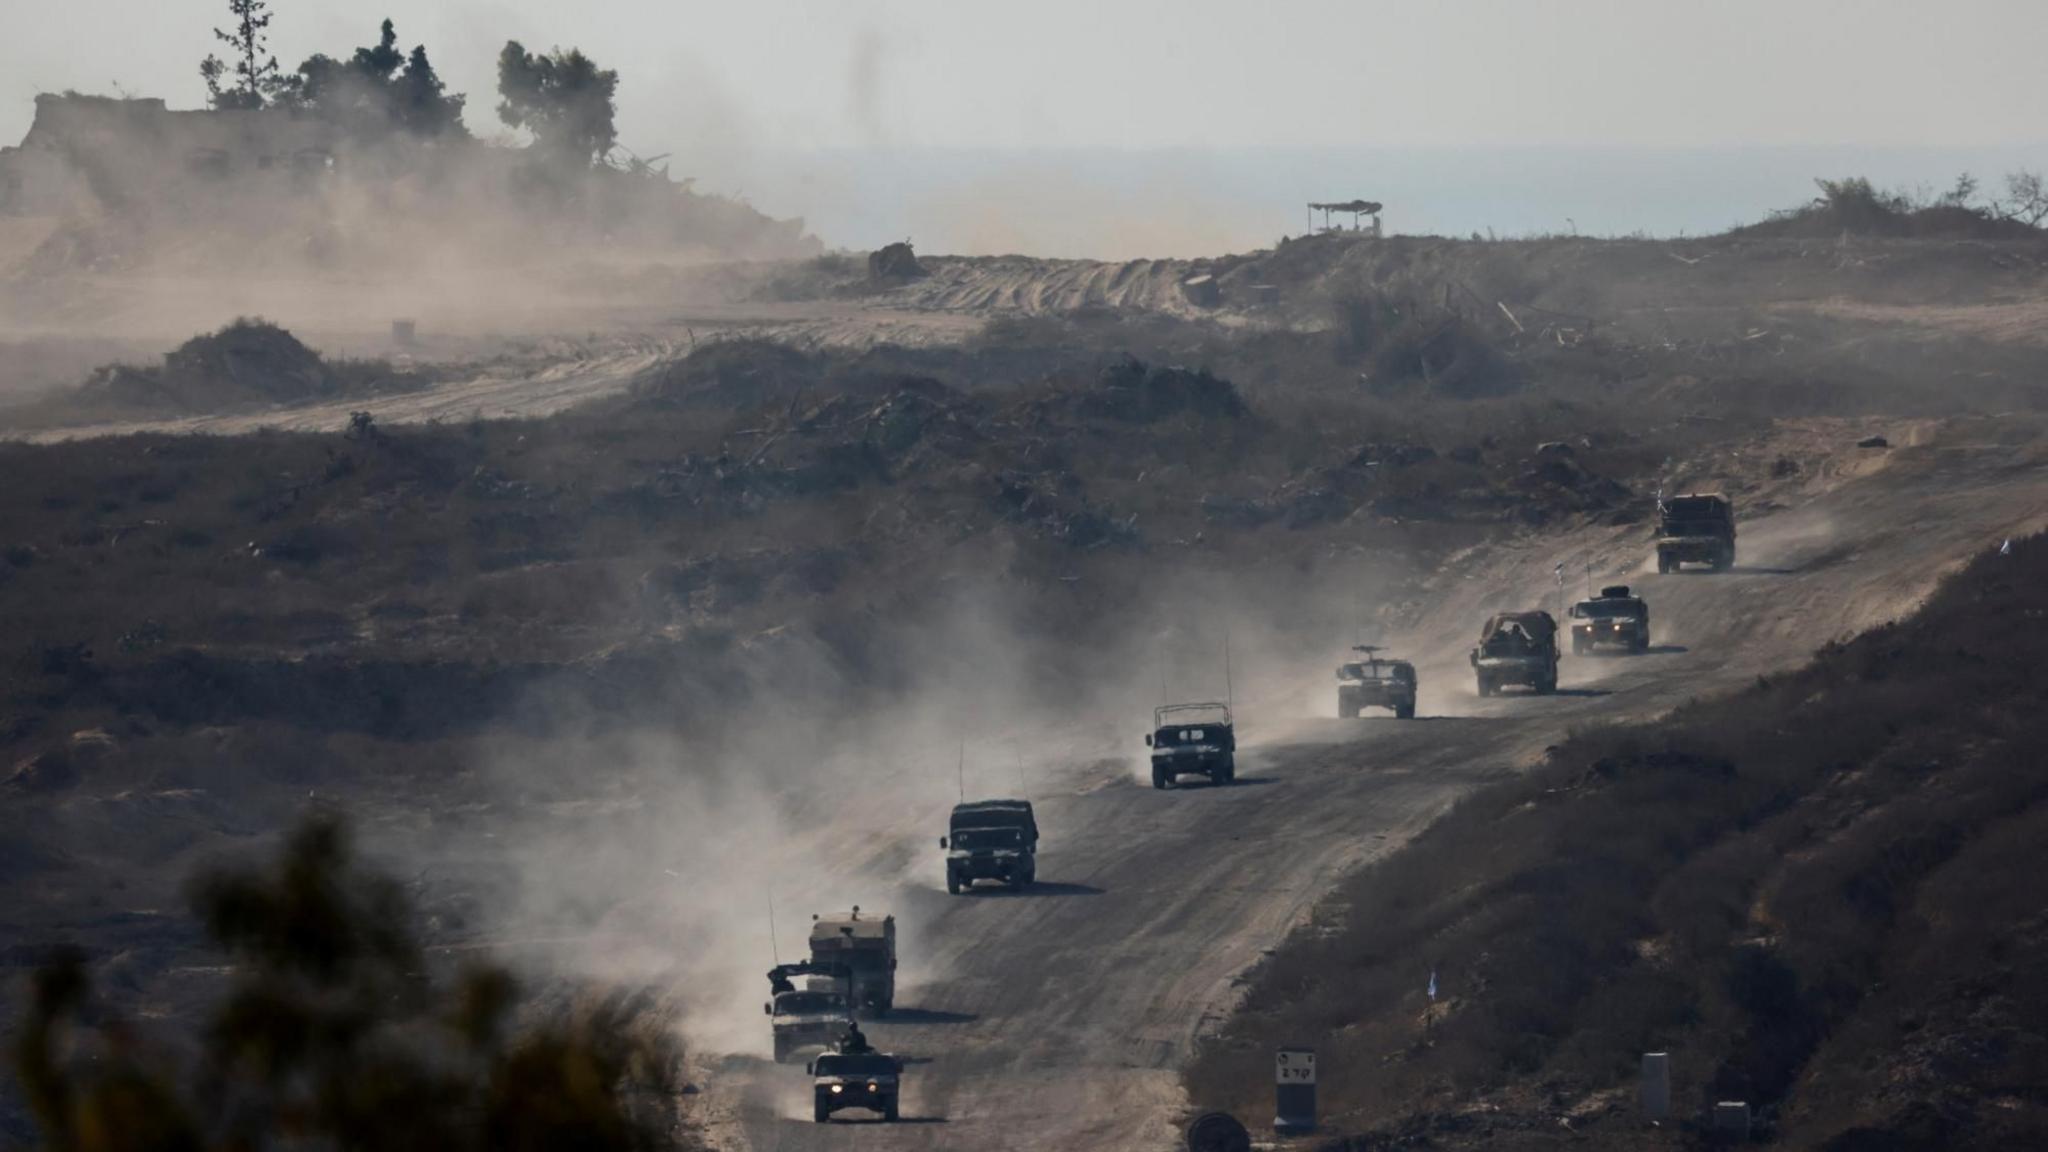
808,908,896,1016
1656,493,1736,572
1569,585,1650,654
809,1048,903,1123
765,960,853,1063
1336,646,1417,719
1470,611,1560,696
1146,702,1236,788
941,799,1038,893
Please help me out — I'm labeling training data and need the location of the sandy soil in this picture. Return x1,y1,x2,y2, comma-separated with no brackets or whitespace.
692,419,2048,1151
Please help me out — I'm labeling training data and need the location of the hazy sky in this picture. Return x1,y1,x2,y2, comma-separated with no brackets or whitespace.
7,0,2047,154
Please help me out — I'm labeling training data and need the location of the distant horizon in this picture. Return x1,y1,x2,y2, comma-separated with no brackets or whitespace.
682,142,2048,259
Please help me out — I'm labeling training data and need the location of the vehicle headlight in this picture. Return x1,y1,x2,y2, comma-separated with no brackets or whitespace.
867,1082,879,1092
830,1084,843,1094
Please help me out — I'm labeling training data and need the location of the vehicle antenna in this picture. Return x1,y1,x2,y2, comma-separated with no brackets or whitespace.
1585,559,1593,601
766,890,781,967
1224,630,1235,708
1015,740,1029,801
957,738,966,803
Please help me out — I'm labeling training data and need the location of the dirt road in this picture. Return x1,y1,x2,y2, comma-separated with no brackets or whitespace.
706,422,2048,1151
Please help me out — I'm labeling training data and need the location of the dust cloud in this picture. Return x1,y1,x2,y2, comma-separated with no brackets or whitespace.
394,548,1434,1060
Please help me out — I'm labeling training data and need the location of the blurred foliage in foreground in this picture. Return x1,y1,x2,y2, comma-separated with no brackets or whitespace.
15,816,686,1151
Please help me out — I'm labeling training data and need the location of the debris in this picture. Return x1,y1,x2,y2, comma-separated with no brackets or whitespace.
1857,434,1890,448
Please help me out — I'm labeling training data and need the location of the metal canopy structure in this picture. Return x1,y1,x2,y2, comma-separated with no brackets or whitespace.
1308,199,1384,234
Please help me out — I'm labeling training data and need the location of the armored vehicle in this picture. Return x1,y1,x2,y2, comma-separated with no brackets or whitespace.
1470,610,1560,696
808,908,895,1015
1146,702,1236,789
941,799,1038,893
765,960,853,1062
1656,493,1735,572
809,1048,903,1123
1570,585,1650,654
1336,646,1417,719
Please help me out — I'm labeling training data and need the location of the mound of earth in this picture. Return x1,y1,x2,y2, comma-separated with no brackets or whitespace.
72,319,426,416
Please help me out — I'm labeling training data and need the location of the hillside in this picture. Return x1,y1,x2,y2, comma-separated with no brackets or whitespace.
1188,534,2048,1149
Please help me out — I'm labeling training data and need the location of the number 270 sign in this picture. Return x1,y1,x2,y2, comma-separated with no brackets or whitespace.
1275,1048,1317,1084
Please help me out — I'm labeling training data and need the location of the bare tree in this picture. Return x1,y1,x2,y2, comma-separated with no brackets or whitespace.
200,0,295,110
1993,171,2048,227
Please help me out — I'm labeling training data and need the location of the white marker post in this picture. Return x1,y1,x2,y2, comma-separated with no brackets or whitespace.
1274,1047,1317,1135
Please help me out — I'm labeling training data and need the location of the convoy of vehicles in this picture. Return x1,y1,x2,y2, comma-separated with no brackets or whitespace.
1146,702,1237,788
942,799,1039,893
763,531,1701,1108
1336,646,1417,719
1569,585,1651,654
1656,492,1736,572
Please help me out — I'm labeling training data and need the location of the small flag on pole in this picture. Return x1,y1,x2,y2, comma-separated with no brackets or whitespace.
1427,969,1438,1002
2000,538,2012,556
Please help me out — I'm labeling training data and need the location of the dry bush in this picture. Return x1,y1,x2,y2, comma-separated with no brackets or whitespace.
12,814,689,1152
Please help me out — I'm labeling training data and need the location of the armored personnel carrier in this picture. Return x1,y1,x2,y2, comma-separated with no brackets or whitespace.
765,961,853,1063
808,908,895,1015
1470,611,1560,696
1336,646,1417,718
1146,702,1236,788
1656,493,1736,572
942,799,1038,893
1569,585,1650,654
809,1047,903,1123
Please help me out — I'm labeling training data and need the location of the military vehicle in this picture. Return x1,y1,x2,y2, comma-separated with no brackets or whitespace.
1336,646,1417,719
941,799,1039,893
765,960,853,1062
1146,702,1236,788
1569,585,1650,654
1656,493,1736,572
1470,611,1560,696
809,1048,903,1123
808,908,896,1015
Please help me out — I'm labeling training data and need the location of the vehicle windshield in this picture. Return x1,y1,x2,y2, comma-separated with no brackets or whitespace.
1665,497,1725,517
1153,726,1219,746
774,992,845,1016
953,826,1022,850
815,1053,897,1077
1573,601,1643,619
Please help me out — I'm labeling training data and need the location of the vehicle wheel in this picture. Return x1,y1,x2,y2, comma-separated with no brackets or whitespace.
1476,677,1493,698
1657,552,1673,574
1537,675,1557,695
1573,636,1588,656
945,871,960,895
1211,765,1228,787
814,1099,831,1123
883,1098,900,1122
1395,702,1414,719
1340,703,1359,719
1152,767,1169,790
775,1039,791,1064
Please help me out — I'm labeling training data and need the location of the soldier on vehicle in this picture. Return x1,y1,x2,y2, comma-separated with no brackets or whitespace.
840,1021,872,1054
